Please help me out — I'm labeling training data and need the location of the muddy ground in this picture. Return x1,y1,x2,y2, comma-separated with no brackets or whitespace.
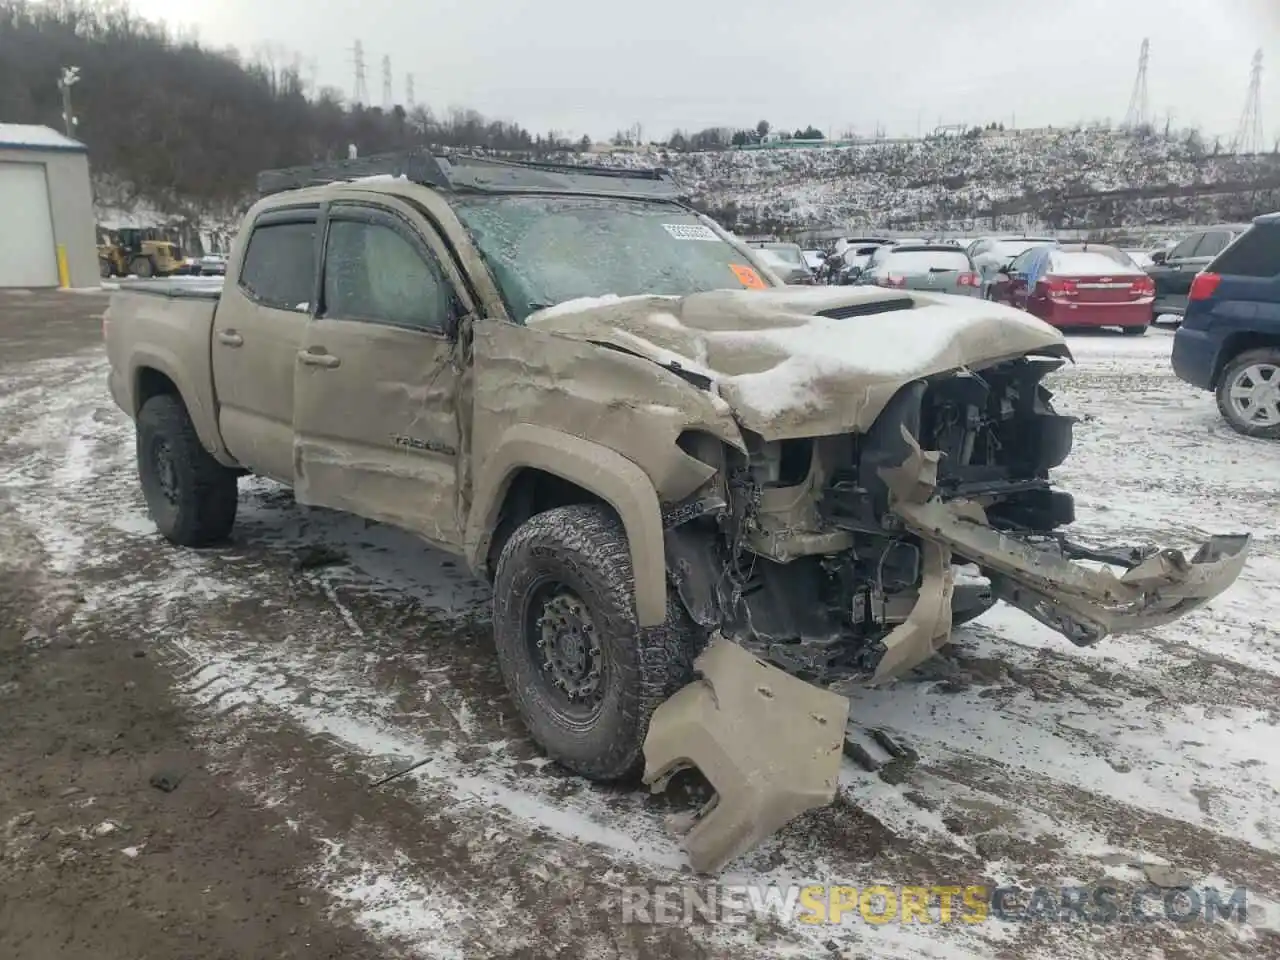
1,288,1277,959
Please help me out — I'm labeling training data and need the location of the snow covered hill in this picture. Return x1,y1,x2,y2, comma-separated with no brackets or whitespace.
557,128,1280,234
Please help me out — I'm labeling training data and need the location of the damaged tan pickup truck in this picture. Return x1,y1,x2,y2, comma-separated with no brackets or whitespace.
104,152,1250,873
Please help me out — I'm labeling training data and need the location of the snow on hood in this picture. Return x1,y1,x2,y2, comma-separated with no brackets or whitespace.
527,287,1069,440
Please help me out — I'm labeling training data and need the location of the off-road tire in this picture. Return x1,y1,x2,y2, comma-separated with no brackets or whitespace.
129,255,154,278
98,258,112,279
1215,347,1280,440
492,504,705,782
1121,324,1148,336
136,394,238,546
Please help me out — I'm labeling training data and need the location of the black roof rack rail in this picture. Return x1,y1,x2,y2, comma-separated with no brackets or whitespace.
256,150,687,200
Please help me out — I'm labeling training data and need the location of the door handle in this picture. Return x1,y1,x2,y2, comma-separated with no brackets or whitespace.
216,329,243,347
297,349,340,369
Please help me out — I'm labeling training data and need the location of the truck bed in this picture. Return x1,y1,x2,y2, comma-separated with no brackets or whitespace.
104,279,224,463
117,277,224,300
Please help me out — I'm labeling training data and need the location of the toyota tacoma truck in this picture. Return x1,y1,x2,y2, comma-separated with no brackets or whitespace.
103,152,1250,873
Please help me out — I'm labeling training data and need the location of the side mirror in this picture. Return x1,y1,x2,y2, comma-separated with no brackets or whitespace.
997,264,1011,275
1150,250,1167,265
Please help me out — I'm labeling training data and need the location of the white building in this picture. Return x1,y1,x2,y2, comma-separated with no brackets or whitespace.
0,123,98,288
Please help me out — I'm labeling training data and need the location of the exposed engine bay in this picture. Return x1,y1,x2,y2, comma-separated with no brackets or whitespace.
645,351,1251,873
659,354,1244,686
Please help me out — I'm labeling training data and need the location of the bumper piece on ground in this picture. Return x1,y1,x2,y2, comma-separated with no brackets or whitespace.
642,637,848,873
893,499,1250,645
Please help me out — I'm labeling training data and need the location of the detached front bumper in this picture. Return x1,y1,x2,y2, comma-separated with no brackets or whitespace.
893,499,1250,645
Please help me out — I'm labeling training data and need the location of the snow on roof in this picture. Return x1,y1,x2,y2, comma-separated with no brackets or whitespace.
0,123,87,153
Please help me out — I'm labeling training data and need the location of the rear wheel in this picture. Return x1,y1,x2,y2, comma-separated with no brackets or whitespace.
1216,348,1280,439
491,504,705,781
136,395,238,545
129,255,154,278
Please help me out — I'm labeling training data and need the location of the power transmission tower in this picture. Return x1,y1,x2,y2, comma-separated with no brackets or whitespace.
350,40,368,105
1231,49,1264,155
381,55,393,110
1123,38,1151,129
405,73,415,110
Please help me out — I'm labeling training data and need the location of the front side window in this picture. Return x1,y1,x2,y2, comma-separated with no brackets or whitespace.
239,220,318,311
322,219,452,332
1193,232,1230,258
1168,233,1202,260
452,195,777,322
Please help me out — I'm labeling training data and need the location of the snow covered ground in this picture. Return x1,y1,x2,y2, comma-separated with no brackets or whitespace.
2,299,1278,958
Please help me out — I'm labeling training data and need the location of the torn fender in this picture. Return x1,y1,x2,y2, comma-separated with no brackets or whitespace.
893,499,1251,645
642,638,848,874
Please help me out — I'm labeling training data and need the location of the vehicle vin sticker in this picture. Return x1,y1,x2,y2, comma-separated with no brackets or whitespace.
662,223,721,241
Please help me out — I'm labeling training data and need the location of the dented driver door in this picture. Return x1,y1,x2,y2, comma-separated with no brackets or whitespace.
291,197,472,549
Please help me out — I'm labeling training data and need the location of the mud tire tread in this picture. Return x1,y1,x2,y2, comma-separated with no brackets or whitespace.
491,504,704,782
136,394,238,546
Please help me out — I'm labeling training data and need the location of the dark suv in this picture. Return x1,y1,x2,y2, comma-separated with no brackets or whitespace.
1171,212,1280,438
1147,224,1252,318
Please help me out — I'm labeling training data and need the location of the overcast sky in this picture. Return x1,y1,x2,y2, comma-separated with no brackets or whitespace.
126,0,1278,143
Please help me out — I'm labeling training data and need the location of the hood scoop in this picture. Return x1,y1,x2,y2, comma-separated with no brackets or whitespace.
817,298,915,320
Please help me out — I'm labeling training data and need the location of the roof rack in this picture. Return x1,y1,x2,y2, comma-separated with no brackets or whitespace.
256,149,687,200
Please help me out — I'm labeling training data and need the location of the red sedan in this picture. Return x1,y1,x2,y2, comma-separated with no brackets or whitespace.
989,243,1155,335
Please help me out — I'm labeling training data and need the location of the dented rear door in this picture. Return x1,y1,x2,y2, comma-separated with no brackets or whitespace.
291,195,473,549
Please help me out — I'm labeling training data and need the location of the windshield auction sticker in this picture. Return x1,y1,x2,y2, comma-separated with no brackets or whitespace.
729,263,767,289
662,223,721,241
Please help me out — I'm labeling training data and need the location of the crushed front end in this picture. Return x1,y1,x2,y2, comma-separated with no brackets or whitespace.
644,350,1250,872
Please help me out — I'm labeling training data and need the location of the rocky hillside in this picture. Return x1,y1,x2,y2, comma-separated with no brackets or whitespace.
4,2,1278,236
565,130,1280,233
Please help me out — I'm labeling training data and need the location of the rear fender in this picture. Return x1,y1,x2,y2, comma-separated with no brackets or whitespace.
128,347,235,467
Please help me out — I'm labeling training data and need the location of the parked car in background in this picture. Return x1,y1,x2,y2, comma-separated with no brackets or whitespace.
968,236,1057,296
802,249,826,271
748,241,815,284
1171,212,1280,438
198,253,228,276
1147,224,1251,319
856,243,982,296
831,243,886,284
989,243,1153,334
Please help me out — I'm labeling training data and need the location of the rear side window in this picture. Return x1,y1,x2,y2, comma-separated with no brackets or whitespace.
1210,224,1280,278
239,220,317,311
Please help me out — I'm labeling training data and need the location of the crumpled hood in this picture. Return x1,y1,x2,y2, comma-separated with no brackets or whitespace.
527,287,1070,440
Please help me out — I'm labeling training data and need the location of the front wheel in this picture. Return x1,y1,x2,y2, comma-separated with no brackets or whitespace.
491,504,705,781
1216,348,1280,439
136,394,238,545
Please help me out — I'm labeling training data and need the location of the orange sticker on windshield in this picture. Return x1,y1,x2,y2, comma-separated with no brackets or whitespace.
730,263,766,289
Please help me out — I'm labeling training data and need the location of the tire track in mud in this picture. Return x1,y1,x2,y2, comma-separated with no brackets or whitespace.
2,339,1279,958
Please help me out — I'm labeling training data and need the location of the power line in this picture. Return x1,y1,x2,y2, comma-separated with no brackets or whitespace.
381,54,393,110
1231,49,1264,155
1123,38,1151,129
